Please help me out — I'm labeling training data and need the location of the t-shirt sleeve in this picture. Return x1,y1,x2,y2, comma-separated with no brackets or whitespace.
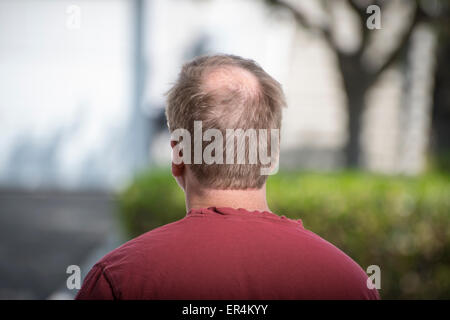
75,264,116,300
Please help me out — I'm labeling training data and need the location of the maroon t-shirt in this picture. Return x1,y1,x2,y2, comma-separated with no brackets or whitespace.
76,207,379,300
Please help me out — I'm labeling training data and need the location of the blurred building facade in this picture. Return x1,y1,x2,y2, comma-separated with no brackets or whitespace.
0,0,147,190
0,0,437,191
147,0,437,175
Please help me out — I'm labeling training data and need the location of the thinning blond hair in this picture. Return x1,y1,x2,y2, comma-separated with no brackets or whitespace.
166,54,286,189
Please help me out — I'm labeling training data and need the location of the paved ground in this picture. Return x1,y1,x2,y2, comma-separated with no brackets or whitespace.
0,189,119,299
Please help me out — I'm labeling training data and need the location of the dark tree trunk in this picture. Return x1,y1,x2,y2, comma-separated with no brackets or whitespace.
338,54,370,168
344,91,365,168
431,32,450,155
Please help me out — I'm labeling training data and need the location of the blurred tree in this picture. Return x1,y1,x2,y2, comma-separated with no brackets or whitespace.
267,0,445,168
431,3,450,172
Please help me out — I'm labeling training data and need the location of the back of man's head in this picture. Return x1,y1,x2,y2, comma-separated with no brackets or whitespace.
166,54,286,190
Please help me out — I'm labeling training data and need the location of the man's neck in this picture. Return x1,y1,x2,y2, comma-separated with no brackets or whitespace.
186,184,270,213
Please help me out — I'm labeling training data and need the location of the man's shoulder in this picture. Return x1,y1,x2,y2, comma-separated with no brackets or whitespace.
97,217,188,269
299,228,368,272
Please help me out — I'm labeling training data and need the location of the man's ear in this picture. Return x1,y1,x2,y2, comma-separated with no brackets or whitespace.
170,140,184,177
172,162,184,177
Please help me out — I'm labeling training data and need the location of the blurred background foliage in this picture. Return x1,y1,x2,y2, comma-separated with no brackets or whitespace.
118,167,450,299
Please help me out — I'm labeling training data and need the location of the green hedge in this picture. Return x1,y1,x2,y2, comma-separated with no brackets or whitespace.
117,168,450,299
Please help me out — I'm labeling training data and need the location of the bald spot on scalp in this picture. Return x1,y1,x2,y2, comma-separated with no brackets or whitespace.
201,66,261,101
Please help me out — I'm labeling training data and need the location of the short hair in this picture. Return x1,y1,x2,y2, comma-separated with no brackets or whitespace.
165,54,286,189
